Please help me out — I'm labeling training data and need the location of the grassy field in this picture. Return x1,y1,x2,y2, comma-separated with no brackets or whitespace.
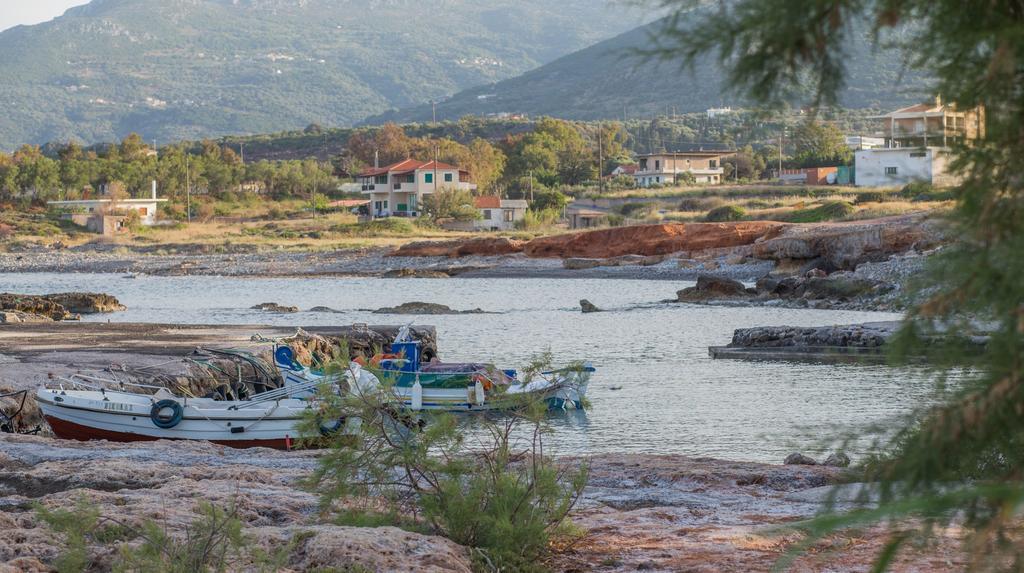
594,183,953,224
0,183,951,252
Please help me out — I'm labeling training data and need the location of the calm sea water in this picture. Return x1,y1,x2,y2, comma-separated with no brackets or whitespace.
1,272,944,463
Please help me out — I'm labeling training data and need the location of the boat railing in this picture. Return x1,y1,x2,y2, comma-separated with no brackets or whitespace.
53,373,338,409
57,374,171,395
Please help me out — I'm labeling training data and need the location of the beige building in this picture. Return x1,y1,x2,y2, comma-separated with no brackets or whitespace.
856,100,985,188
358,159,477,218
633,151,734,187
875,99,984,149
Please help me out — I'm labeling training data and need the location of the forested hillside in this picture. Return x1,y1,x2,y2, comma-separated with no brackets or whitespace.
372,16,931,124
0,0,645,150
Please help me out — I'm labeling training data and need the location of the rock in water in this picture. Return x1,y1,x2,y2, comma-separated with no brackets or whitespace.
44,292,126,314
823,452,851,467
784,453,818,466
677,274,749,301
381,268,450,278
252,302,299,313
372,302,487,315
580,299,602,313
0,293,74,321
308,306,342,313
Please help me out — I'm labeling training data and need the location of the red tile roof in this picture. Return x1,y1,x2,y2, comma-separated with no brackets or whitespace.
357,158,466,177
473,196,502,209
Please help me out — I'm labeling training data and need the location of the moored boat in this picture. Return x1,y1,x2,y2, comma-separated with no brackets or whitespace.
276,326,594,411
36,326,594,449
36,375,345,449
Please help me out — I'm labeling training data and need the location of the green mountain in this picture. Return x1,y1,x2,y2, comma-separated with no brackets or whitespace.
371,17,932,124
0,0,647,150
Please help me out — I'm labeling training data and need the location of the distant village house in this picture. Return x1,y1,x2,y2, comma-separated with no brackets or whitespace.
855,99,984,188
607,164,638,178
358,159,477,218
47,181,168,236
444,196,529,231
633,150,735,187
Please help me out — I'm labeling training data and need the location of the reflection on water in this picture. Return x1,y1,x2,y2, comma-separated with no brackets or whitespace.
0,273,945,463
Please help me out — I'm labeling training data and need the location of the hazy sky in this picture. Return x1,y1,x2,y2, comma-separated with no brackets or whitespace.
0,0,89,32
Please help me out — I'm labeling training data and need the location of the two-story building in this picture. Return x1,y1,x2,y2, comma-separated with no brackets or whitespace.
633,150,735,187
876,99,985,149
855,99,985,187
357,159,477,218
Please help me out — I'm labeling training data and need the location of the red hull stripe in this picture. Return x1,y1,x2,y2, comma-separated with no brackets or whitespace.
44,416,292,450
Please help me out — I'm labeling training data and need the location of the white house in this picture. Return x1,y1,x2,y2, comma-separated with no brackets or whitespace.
854,147,959,188
357,159,477,218
47,197,166,225
443,196,529,231
48,182,168,235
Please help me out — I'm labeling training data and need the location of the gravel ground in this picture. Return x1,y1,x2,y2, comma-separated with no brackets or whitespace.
0,244,775,281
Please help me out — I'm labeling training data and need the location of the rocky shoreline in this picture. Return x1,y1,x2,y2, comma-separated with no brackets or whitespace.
1,214,943,277
0,434,964,572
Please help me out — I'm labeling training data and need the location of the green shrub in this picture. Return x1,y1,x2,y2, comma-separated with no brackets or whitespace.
911,188,957,202
618,202,658,218
705,205,746,222
332,217,416,237
854,191,892,205
266,205,286,220
36,497,289,573
306,357,589,573
898,180,934,199
605,213,625,227
678,196,726,212
515,208,562,231
785,200,856,222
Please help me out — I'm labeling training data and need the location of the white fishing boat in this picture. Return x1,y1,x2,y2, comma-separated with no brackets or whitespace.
36,374,348,450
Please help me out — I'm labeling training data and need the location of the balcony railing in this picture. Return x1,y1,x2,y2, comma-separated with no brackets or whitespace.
889,128,965,138
361,184,376,192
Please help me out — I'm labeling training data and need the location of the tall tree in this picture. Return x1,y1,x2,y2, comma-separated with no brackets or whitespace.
652,0,1024,567
792,121,852,167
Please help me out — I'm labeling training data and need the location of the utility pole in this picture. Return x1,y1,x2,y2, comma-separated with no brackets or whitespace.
185,154,191,224
598,122,604,195
778,130,784,178
433,145,439,196
238,142,245,195
528,170,534,203
432,101,437,124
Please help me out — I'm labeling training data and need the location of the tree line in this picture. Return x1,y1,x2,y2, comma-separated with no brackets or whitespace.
1,116,856,207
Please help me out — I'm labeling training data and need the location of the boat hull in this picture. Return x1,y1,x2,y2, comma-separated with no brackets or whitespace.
43,415,293,449
37,388,314,450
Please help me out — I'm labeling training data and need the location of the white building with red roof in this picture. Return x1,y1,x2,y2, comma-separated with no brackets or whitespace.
357,159,476,218
441,196,529,231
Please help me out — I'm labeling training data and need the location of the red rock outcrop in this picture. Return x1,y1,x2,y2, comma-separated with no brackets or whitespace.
386,215,946,271
523,222,787,259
